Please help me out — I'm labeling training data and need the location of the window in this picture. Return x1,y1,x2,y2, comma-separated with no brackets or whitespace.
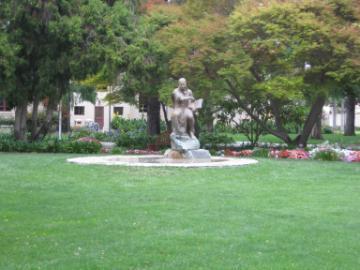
74,106,85,115
0,98,10,111
139,95,148,113
113,106,123,115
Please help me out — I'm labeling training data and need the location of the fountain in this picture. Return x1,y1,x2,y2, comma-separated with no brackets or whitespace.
68,78,257,168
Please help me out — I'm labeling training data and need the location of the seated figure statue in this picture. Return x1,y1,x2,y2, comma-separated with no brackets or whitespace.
170,78,200,151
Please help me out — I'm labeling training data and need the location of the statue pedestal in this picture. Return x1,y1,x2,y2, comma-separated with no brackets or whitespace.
166,133,210,161
164,149,211,161
170,134,200,151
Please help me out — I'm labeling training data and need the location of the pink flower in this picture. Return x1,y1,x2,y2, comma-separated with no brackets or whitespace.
343,151,360,162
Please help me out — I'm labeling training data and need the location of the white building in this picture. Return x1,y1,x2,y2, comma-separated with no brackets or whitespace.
323,104,360,129
69,91,170,132
70,91,148,132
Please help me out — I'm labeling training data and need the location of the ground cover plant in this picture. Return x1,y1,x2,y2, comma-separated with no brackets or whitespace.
0,154,359,269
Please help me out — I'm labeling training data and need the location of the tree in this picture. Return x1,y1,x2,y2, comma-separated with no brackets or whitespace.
221,0,359,147
0,0,132,141
108,4,180,136
155,4,233,132
325,0,360,136
185,0,241,16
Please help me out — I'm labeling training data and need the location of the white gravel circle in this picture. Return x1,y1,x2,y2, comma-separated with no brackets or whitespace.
67,155,258,168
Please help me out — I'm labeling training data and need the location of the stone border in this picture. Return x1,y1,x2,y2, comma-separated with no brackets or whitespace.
67,155,258,168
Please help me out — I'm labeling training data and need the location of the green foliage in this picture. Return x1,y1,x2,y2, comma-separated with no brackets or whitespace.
70,128,118,142
0,134,101,153
199,132,234,149
323,126,334,134
111,116,166,134
59,141,101,154
218,0,360,146
111,116,147,132
69,129,92,140
251,148,270,158
156,11,228,126
0,118,14,126
111,146,126,155
0,0,134,140
116,131,153,149
110,8,178,105
313,150,341,161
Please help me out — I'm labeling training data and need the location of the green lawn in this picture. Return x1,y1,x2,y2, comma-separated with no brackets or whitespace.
0,154,359,269
229,133,360,146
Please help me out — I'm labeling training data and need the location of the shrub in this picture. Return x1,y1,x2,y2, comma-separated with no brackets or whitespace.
111,116,147,133
0,118,15,126
111,116,167,134
313,150,341,161
116,131,153,149
59,141,101,154
214,122,236,134
69,128,92,140
91,132,113,141
77,137,101,144
252,148,269,158
0,135,101,154
111,147,125,155
200,133,234,150
323,126,333,134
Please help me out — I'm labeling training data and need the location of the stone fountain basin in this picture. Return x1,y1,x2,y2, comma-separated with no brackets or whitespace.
67,155,258,168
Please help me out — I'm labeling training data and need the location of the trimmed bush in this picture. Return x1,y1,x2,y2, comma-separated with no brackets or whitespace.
200,133,234,150
116,131,153,149
0,135,101,154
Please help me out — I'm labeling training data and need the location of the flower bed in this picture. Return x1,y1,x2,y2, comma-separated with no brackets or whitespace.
270,149,310,160
224,149,253,157
224,145,360,163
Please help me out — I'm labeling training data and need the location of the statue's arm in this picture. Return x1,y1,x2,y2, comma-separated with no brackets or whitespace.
180,90,195,102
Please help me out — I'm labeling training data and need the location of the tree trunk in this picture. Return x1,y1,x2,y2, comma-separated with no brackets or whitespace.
311,110,323,140
297,95,326,147
30,97,40,141
205,115,214,133
344,94,356,136
14,101,28,141
225,79,292,144
160,102,171,132
32,98,58,141
147,96,161,136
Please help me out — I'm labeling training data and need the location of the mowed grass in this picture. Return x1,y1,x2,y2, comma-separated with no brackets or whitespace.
229,133,360,146
0,154,359,270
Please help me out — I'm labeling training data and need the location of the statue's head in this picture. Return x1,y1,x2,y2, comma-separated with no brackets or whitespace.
178,78,187,91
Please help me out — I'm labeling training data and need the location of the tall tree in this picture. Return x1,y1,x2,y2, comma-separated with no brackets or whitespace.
108,4,180,136
221,0,358,147
0,0,132,140
326,0,360,136
155,13,228,132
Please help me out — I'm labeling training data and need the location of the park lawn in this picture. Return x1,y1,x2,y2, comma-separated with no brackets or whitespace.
229,133,360,146
0,154,359,270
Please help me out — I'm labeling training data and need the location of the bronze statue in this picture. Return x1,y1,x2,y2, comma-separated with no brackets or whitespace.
170,78,200,151
171,78,196,138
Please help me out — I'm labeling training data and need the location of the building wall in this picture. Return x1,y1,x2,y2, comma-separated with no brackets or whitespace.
70,92,150,132
69,91,171,132
323,105,360,129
